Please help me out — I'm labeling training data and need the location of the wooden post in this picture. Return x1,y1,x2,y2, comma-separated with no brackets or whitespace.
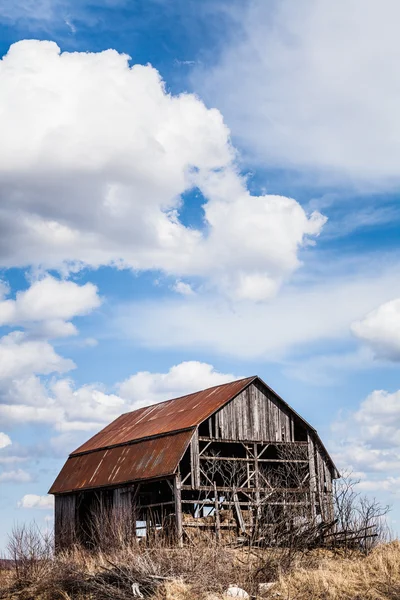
174,473,183,547
214,482,221,543
254,443,261,526
190,428,200,489
315,451,325,520
323,462,334,522
233,487,246,534
307,434,317,521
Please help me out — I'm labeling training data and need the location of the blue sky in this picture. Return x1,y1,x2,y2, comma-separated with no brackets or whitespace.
1,0,400,548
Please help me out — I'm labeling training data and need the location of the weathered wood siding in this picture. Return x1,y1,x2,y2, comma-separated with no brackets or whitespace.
55,494,76,549
213,381,294,442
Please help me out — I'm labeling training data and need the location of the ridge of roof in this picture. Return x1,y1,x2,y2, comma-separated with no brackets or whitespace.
71,376,256,456
119,375,257,418
68,375,338,477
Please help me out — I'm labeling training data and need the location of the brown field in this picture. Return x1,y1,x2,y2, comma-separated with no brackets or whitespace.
1,539,400,600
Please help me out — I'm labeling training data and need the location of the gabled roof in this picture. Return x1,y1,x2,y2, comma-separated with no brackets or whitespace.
72,376,256,455
49,431,192,494
50,376,338,494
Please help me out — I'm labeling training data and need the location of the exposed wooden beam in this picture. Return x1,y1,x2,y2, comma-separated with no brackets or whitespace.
174,473,183,548
199,437,308,445
307,434,317,521
214,482,221,543
200,455,308,464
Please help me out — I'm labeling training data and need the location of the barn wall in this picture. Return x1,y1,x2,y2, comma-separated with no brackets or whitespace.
212,381,295,442
55,494,76,549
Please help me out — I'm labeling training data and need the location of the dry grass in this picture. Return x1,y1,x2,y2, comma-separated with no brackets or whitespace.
2,523,400,600
275,541,400,600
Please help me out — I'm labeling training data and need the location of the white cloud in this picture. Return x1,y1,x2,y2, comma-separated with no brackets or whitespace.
83,337,98,347
0,40,324,300
0,468,32,482
197,0,400,186
351,299,400,360
357,477,400,495
18,494,54,509
115,264,400,359
171,281,195,296
0,432,11,449
0,332,74,379
0,0,57,23
0,376,121,431
0,456,27,465
0,0,126,26
51,379,125,431
332,388,400,492
0,276,101,338
283,347,376,386
118,361,238,409
352,389,400,449
0,361,239,439
0,280,9,301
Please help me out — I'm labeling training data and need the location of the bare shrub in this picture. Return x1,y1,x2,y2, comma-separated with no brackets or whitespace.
333,472,390,553
6,522,53,588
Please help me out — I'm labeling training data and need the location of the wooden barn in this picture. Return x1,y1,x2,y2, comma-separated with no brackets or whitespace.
49,376,339,548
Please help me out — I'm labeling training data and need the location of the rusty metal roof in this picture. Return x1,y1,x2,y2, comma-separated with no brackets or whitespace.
72,376,256,455
49,430,192,494
50,375,338,494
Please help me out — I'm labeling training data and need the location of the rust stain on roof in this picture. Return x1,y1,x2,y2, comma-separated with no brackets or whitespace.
49,376,338,494
73,377,256,455
49,430,192,494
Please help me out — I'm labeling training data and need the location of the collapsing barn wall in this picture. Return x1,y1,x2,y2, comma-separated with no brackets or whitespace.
180,382,336,542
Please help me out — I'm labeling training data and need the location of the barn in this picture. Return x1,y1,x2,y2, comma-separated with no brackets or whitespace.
49,376,339,548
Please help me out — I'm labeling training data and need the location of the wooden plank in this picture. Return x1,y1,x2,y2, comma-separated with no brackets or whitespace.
254,442,261,521
190,428,200,489
55,494,76,550
214,482,221,543
233,488,246,533
198,437,307,445
316,449,326,519
308,434,317,521
139,501,175,509
210,382,307,443
181,484,308,492
174,473,183,547
200,455,308,463
182,499,251,507
324,461,334,521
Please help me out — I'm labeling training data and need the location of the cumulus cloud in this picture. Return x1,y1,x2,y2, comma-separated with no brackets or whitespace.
0,40,324,300
352,389,400,449
171,281,195,296
0,276,101,338
197,0,400,186
0,468,32,482
0,332,74,379
351,299,400,360
118,361,238,408
0,377,121,431
0,432,11,449
0,330,76,434
332,387,400,495
115,264,400,359
18,494,54,509
0,361,239,439
357,477,400,495
0,280,9,300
